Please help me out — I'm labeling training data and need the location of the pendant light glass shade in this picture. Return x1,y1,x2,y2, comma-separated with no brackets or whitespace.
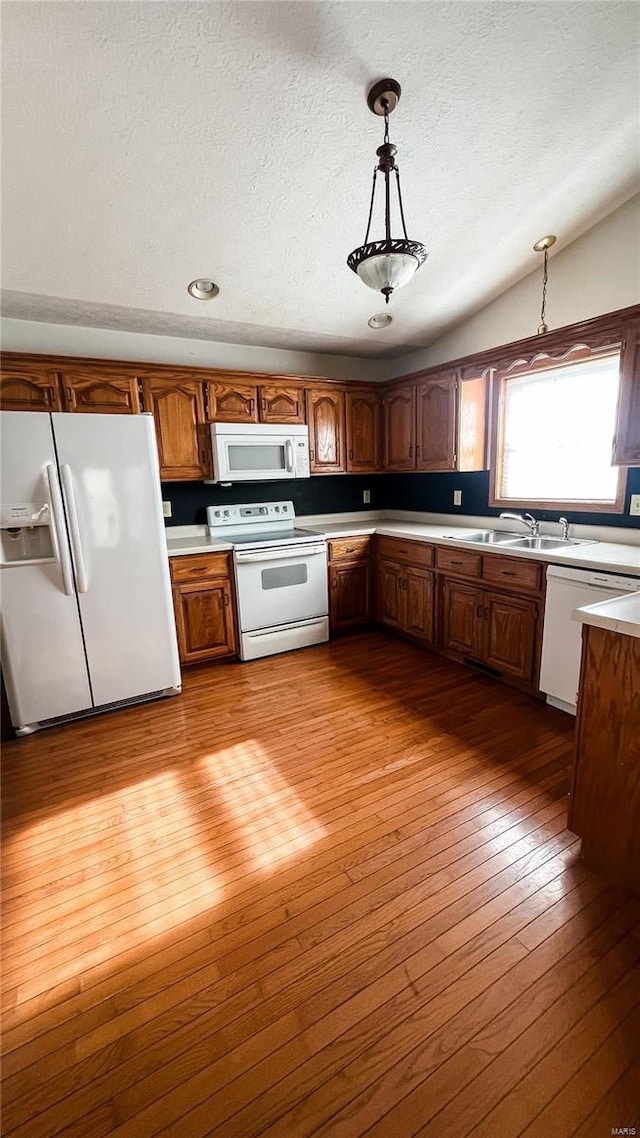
354,248,424,293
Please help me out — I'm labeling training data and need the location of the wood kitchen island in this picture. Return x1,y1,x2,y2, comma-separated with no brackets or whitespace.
569,593,640,894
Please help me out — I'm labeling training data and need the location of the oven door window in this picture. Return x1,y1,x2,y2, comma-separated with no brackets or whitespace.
261,564,308,590
227,444,286,472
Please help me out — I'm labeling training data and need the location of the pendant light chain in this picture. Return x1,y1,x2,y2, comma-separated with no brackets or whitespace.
540,246,549,328
395,168,409,241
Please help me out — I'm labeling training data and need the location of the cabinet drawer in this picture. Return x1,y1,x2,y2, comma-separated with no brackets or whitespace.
376,536,434,567
328,536,372,562
482,554,543,592
170,552,232,582
435,546,482,578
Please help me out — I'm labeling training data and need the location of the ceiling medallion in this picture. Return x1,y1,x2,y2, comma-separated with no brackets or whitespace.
532,235,556,334
348,78,428,305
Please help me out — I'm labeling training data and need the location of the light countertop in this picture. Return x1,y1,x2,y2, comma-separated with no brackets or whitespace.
165,512,640,575
574,591,640,640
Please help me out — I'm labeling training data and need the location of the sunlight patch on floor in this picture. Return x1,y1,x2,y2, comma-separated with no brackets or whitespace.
202,740,326,871
3,771,222,1006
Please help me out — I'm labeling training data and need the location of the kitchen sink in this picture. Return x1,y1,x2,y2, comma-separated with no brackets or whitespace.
442,532,595,551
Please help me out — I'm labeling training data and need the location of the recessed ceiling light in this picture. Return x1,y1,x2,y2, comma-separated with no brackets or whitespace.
187,278,219,300
368,312,393,329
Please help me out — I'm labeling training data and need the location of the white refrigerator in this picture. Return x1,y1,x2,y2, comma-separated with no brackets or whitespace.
1,411,181,734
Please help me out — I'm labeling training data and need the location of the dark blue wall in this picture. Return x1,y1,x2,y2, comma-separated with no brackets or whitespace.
163,467,640,529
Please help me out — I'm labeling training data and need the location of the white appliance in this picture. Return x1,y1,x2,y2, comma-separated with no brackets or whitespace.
209,422,310,484
0,412,181,735
539,564,640,715
207,501,328,661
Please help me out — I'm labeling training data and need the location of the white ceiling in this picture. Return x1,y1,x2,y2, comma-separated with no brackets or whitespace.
2,1,639,360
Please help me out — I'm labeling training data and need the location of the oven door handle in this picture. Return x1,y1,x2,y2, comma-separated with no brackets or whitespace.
235,543,326,564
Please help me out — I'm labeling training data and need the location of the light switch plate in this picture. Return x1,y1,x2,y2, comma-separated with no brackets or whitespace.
630,494,640,516
363,489,371,504
163,501,172,518
453,489,462,506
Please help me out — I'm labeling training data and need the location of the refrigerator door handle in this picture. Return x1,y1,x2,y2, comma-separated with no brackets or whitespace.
45,463,75,596
60,464,89,594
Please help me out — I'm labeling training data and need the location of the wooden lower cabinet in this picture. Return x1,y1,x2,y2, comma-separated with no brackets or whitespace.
170,554,237,664
327,536,373,633
569,624,640,892
377,559,435,645
441,578,538,682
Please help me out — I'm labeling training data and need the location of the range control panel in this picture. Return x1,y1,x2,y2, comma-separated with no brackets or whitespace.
206,501,294,528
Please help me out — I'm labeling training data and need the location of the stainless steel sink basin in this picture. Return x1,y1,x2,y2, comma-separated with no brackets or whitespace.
443,531,524,544
507,536,593,550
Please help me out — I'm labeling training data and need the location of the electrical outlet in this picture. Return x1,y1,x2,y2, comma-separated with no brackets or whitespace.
630,494,640,517
163,501,172,518
363,489,371,504
453,489,462,506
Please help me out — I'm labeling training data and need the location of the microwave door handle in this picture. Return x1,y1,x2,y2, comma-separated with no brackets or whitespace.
285,439,294,474
45,464,75,595
235,544,326,564
60,464,89,594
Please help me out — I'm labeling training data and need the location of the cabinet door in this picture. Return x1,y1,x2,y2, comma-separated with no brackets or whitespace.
206,381,258,423
329,562,372,631
441,579,480,656
612,321,640,466
377,560,404,629
404,567,435,643
416,374,458,471
172,579,236,663
346,389,381,472
306,388,346,473
63,369,141,414
0,363,63,412
382,387,416,471
259,384,306,424
482,592,538,681
141,375,210,480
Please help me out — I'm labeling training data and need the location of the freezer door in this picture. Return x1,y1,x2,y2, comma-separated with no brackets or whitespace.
0,412,92,726
52,413,181,706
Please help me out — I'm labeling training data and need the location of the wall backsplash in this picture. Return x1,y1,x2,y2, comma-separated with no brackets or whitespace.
163,468,640,529
161,474,389,525
376,468,640,529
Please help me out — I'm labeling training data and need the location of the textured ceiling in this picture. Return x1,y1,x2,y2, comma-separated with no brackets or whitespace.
2,1,639,359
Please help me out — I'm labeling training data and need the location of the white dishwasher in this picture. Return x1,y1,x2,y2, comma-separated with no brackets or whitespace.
539,564,640,715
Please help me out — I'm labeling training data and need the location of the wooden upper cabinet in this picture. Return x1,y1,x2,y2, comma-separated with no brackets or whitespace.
0,361,63,412
458,373,489,471
346,389,381,472
383,386,416,471
306,388,346,473
259,384,306,424
206,380,258,423
140,374,210,481
416,373,458,471
612,321,640,466
63,368,141,414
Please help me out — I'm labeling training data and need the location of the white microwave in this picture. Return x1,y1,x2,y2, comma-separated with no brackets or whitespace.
208,422,311,483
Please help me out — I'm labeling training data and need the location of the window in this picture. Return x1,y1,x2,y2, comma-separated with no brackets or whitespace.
490,350,626,512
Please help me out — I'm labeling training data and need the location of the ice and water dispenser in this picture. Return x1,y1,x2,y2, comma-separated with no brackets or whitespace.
0,503,55,564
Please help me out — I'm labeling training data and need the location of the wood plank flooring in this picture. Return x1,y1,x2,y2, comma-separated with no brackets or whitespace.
2,631,639,1137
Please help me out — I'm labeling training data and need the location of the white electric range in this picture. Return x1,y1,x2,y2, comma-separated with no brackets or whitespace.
206,501,329,661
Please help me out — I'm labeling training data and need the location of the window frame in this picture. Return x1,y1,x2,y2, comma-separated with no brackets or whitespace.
488,343,627,514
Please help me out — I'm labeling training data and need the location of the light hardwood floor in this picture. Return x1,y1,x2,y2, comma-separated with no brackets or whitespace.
2,632,639,1137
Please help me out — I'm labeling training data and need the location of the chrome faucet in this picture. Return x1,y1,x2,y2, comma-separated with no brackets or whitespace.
558,516,570,541
499,512,539,537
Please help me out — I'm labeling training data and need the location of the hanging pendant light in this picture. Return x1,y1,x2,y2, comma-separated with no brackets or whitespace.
348,79,428,305
533,234,556,334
